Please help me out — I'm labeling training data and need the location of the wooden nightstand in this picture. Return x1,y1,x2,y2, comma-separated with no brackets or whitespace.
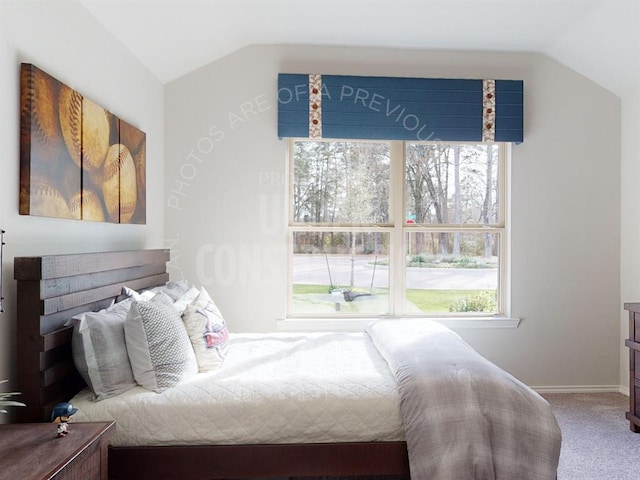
0,421,115,479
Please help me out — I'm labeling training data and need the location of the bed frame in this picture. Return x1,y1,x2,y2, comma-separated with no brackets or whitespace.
14,249,410,479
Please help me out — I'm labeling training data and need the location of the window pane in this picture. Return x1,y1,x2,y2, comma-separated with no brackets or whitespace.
293,141,390,224
404,231,499,314
292,231,390,315
405,143,500,225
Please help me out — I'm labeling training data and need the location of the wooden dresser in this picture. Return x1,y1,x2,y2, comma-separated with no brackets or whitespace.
624,302,640,432
0,421,115,479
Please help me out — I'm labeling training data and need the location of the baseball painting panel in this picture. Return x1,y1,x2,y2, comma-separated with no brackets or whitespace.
19,63,146,224
119,119,146,224
20,63,80,219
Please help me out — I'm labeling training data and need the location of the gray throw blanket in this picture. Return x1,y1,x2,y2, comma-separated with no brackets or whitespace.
366,320,561,480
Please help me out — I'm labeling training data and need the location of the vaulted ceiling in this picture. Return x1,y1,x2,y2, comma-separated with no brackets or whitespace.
80,0,639,97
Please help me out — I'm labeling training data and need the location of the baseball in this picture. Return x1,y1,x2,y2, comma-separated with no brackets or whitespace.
58,85,82,167
21,65,61,159
23,181,72,219
87,167,104,190
59,86,110,171
82,97,111,170
102,144,137,223
68,188,105,222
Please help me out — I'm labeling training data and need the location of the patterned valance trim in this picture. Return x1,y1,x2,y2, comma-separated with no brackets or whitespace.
482,79,496,142
309,74,322,139
278,74,523,143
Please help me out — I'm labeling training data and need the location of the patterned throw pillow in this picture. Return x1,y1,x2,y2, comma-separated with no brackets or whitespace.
124,292,198,392
182,287,229,372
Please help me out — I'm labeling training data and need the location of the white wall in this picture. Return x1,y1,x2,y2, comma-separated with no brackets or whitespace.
543,0,640,393
0,0,165,415
165,45,621,389
620,89,640,391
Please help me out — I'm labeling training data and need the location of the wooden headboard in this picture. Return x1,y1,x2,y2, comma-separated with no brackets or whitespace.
14,249,170,422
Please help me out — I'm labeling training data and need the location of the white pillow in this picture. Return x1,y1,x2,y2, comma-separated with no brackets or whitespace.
122,281,191,305
182,287,229,372
121,285,155,302
124,292,198,392
149,280,191,301
69,299,137,401
126,283,199,314
172,285,200,314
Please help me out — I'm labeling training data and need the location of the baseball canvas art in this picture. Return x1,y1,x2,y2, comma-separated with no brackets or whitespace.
20,63,146,224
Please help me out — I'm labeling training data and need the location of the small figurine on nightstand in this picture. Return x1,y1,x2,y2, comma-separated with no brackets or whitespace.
51,402,78,438
56,422,68,437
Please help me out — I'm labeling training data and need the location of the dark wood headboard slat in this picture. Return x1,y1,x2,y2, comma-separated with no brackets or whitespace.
40,263,168,299
16,249,171,422
41,326,73,352
42,273,169,315
15,249,170,280
41,284,120,315
37,269,169,336
42,273,168,315
39,298,122,335
40,345,71,371
41,359,76,388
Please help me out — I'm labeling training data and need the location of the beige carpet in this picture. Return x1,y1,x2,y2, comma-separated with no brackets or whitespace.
543,392,640,480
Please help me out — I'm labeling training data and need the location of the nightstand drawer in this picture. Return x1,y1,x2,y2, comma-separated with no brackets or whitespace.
54,436,101,480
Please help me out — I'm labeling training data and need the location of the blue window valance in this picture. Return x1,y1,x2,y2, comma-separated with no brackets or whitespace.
278,73,523,143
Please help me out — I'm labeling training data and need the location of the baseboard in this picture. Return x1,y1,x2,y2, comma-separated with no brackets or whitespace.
533,385,629,395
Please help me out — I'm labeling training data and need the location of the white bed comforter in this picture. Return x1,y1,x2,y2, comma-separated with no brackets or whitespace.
71,332,404,447
367,320,562,480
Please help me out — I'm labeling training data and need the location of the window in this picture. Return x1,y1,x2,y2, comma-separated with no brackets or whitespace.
288,139,508,319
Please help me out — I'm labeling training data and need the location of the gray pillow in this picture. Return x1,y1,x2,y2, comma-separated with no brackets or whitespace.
124,293,198,392
69,299,137,401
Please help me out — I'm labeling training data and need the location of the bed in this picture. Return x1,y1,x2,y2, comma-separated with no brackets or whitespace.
14,249,561,480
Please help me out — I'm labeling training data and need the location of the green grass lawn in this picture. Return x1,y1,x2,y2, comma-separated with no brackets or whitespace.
293,284,495,313
406,289,494,312
292,284,332,295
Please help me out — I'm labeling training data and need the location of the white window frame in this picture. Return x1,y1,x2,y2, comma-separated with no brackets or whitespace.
283,138,516,329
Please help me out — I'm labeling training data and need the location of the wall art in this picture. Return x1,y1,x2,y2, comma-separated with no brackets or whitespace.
19,63,146,224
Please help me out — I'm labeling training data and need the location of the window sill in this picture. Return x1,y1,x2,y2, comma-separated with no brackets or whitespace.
276,316,520,332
